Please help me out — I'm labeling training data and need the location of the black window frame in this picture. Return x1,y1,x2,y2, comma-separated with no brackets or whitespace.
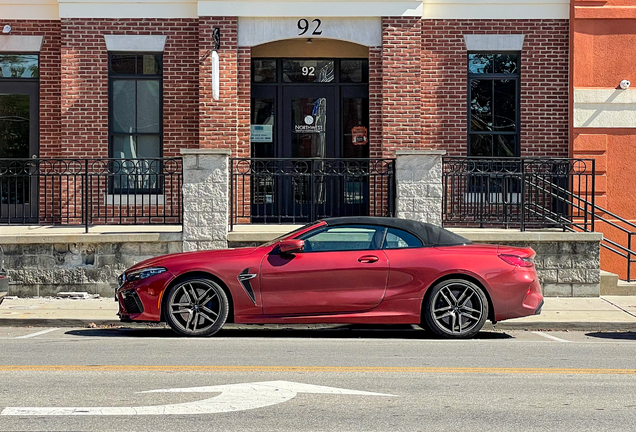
107,52,164,194
467,51,521,158
0,53,40,80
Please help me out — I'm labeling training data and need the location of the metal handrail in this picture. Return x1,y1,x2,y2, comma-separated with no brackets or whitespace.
524,176,636,280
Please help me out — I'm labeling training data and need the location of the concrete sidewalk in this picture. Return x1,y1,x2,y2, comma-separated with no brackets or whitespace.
1,296,636,331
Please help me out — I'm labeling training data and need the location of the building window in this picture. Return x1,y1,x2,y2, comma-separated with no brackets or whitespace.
0,54,39,78
108,53,162,193
468,53,520,157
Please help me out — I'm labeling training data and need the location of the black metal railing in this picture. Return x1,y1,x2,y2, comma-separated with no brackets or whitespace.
230,158,395,228
442,157,596,231
442,156,636,281
0,157,183,231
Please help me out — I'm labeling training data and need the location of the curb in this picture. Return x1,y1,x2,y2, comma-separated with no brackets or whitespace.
0,319,122,328
1,319,636,332
488,322,636,332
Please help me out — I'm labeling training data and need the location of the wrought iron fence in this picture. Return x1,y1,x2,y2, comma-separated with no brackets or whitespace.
230,158,395,228
442,157,596,231
0,157,183,231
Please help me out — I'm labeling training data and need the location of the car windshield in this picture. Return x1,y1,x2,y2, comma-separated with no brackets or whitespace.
259,221,320,247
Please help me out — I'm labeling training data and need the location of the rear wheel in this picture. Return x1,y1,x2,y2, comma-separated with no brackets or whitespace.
424,279,488,339
164,277,229,337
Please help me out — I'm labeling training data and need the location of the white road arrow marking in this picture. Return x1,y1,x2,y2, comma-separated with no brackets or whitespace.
1,380,396,416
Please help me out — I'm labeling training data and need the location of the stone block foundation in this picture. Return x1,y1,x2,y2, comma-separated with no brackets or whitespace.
1,232,182,298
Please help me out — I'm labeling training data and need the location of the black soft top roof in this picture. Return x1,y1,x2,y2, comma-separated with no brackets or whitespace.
322,217,471,246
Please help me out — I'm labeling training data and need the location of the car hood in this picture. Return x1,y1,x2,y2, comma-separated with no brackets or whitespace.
126,246,263,272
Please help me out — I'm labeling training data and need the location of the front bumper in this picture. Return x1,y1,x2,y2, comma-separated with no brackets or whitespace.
116,271,174,323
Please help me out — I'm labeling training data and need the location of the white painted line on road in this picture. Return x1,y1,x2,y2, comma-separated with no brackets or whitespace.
532,331,570,343
15,328,59,339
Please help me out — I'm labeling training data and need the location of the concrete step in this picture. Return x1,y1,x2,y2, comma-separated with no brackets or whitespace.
613,280,636,296
600,270,636,295
600,270,619,295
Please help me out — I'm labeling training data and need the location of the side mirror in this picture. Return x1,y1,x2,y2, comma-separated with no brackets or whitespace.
279,239,305,254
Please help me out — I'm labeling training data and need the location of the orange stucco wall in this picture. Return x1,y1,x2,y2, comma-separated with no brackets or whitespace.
573,19,636,87
572,0,636,279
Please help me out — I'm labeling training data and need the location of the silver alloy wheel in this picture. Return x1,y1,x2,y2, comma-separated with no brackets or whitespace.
166,279,226,336
427,280,487,337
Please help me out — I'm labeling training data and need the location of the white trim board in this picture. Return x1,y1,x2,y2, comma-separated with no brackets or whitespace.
238,17,381,47
59,0,197,18
0,0,59,20
574,89,636,129
0,0,571,20
199,1,423,17
422,0,569,19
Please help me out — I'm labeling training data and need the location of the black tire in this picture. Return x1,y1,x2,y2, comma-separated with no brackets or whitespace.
163,277,229,337
423,279,488,339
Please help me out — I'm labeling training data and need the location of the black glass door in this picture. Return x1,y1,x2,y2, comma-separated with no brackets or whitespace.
281,86,335,221
0,81,39,222
250,58,370,223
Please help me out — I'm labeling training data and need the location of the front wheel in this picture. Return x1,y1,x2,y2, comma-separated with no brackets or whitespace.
164,277,229,337
423,279,488,339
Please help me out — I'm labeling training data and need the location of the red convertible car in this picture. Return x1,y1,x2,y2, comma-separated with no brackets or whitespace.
116,217,543,339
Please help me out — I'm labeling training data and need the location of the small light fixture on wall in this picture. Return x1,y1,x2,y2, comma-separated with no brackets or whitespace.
620,80,631,90
211,28,221,101
306,38,313,44
2,25,11,34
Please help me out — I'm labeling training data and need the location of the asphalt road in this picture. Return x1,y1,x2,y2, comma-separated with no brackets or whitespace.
0,325,635,432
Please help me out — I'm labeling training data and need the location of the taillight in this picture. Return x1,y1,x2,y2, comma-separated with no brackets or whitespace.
499,254,534,267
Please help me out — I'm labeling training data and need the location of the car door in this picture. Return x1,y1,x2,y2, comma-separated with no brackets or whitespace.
259,224,389,315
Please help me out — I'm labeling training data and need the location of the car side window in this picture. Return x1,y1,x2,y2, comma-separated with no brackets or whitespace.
383,228,423,249
299,225,385,252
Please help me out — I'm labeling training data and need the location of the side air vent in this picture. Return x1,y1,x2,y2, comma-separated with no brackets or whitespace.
237,268,257,304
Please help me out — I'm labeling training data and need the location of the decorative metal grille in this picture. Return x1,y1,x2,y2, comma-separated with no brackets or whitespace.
442,157,596,231
230,158,395,227
0,157,182,230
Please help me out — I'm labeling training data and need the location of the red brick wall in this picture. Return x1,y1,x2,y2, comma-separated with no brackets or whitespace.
60,18,199,158
368,46,383,158
382,17,422,156
5,18,570,160
237,47,251,158
199,17,238,152
420,19,570,157
2,20,61,158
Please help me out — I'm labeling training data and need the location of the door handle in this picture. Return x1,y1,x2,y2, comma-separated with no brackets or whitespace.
358,255,379,263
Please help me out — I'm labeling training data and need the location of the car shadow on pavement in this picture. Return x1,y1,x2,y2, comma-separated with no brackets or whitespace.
585,331,636,341
65,324,513,340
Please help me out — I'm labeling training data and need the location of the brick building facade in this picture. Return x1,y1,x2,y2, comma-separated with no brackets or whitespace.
10,0,635,293
0,1,570,161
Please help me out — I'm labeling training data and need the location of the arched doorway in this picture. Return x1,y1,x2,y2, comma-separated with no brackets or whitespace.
249,39,373,222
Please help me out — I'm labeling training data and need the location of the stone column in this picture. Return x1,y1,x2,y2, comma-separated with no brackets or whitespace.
395,150,446,226
181,149,230,252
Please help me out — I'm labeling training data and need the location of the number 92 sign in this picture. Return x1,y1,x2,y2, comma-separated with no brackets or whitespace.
297,19,323,36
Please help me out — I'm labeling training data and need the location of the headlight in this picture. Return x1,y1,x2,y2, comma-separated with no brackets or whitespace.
126,267,168,282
